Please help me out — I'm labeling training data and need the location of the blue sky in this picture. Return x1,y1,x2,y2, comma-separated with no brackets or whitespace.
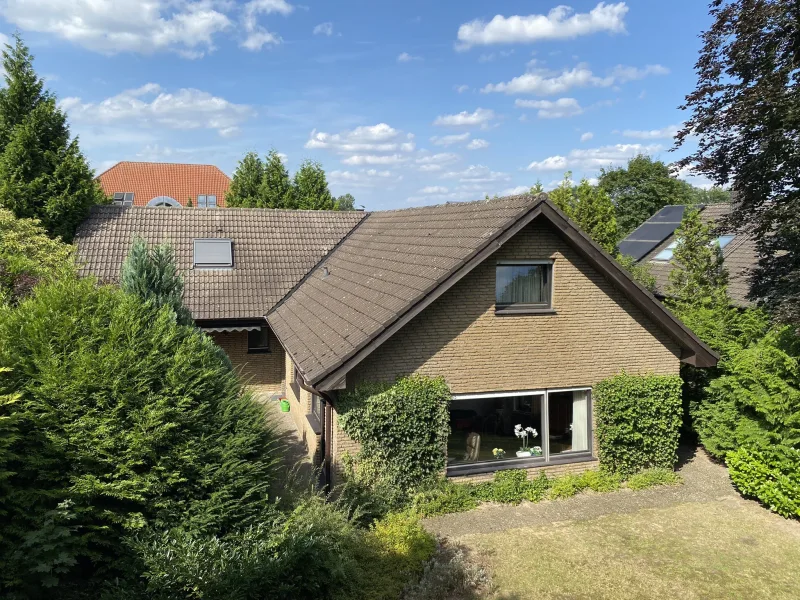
0,1,714,210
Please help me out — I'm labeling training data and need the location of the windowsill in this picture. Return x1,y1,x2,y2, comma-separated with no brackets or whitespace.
446,452,595,477
495,306,557,316
247,348,271,354
305,413,323,435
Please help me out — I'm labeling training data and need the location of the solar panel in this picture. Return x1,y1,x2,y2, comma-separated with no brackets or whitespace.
618,240,660,262
628,222,680,242
649,205,686,223
618,205,689,261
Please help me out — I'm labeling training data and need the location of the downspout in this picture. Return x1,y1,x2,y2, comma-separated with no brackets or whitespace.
296,372,337,491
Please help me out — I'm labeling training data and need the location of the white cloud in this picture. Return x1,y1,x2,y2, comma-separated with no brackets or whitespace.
313,22,333,36
418,186,449,194
500,185,531,196
414,152,460,171
619,124,679,139
580,132,594,142
430,132,470,147
397,52,422,62
305,123,415,154
467,138,489,150
455,84,470,93
478,49,515,62
61,83,255,137
442,164,511,183
0,0,296,57
526,143,663,171
277,152,288,164
482,62,668,95
329,168,402,188
456,2,628,49
515,97,583,118
433,108,496,127
342,154,409,165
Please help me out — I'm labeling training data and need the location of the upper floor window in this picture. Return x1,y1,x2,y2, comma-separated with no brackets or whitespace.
197,195,217,208
496,261,553,312
148,196,181,208
193,239,233,269
112,192,134,206
247,327,270,354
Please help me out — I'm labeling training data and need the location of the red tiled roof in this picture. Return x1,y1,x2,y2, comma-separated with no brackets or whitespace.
96,161,231,207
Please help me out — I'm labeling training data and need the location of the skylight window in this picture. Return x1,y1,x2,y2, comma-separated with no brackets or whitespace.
653,241,677,261
112,192,134,206
715,234,735,250
197,195,217,208
193,239,233,269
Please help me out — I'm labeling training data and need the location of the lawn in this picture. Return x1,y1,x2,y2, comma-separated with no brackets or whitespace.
460,499,800,600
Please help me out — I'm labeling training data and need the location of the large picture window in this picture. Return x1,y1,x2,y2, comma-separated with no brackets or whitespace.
447,388,591,474
496,261,552,311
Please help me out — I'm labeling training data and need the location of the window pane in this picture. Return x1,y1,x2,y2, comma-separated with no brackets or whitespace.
448,394,544,465
547,390,590,454
716,234,735,249
248,327,269,352
653,241,677,261
208,195,217,207
193,239,233,268
496,264,550,305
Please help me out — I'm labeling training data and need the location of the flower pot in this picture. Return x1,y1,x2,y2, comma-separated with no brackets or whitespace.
516,450,532,458
280,399,290,413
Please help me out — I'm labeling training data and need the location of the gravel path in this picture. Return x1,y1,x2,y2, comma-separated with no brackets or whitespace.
424,447,738,538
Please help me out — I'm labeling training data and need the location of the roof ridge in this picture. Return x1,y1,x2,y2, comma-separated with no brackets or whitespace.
372,193,538,215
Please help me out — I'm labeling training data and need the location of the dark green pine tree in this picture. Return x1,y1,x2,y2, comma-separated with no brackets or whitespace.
226,152,264,208
120,237,194,326
0,33,105,241
293,160,334,210
259,149,295,208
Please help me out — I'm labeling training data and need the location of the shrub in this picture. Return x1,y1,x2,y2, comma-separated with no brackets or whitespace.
410,480,478,518
0,277,282,596
727,447,800,519
548,473,589,499
594,373,683,477
337,376,451,493
626,468,682,490
581,469,622,493
404,540,490,600
469,470,550,505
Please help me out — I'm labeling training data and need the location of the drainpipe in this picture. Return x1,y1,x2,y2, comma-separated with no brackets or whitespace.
296,372,336,491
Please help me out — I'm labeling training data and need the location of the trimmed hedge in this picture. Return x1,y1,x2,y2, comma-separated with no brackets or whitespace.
727,447,800,519
594,373,683,477
337,376,451,493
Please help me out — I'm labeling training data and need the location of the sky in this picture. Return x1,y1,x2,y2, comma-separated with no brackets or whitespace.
0,1,716,211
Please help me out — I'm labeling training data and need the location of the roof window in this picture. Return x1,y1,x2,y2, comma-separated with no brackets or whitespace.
112,192,134,206
197,195,217,208
193,239,233,269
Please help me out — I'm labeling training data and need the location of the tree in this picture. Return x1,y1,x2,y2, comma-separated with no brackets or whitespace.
599,155,695,238
548,171,577,218
547,173,618,254
0,34,105,241
676,0,800,327
530,180,544,194
120,237,194,326
226,151,264,208
260,149,294,209
293,160,334,210
334,193,356,211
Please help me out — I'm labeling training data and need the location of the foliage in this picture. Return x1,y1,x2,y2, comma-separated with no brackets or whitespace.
335,193,357,211
403,540,490,600
547,469,623,499
225,152,264,208
599,155,695,238
120,237,194,326
260,149,295,209
547,473,589,500
694,326,800,460
594,373,683,477
293,160,335,210
0,34,105,241
626,468,682,490
578,469,622,493
548,173,619,253
676,0,800,326
616,253,657,293
0,209,74,306
409,480,478,518
0,276,282,595
337,376,451,493
692,186,731,205
727,447,800,519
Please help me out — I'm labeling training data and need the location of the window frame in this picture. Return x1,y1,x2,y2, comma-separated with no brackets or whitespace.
446,386,593,477
112,192,134,206
247,327,270,354
494,259,555,315
193,238,233,269
147,196,181,208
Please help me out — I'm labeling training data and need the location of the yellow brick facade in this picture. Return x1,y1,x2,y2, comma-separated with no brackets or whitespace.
283,351,322,464
210,327,284,394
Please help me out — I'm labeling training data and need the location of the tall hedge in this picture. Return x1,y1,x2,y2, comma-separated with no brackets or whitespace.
0,277,281,596
727,447,800,519
337,376,451,493
594,373,683,477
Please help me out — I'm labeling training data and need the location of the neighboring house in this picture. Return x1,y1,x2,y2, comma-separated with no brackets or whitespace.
618,203,758,306
96,161,230,208
74,195,716,484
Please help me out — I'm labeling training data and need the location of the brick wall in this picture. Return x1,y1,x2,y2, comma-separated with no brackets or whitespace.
330,404,362,486
283,351,322,464
449,458,600,484
210,327,284,394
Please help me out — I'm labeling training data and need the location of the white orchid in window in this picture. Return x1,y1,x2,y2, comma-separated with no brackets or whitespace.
514,424,538,453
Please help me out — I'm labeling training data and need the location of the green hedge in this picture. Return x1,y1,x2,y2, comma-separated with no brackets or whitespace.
594,373,683,477
727,447,800,519
337,376,451,493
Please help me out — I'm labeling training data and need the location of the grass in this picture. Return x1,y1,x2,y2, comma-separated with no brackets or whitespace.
460,499,800,600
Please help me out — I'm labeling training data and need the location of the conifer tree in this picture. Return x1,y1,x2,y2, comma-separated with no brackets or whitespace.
259,149,294,208
293,160,334,210
548,171,577,219
226,152,264,208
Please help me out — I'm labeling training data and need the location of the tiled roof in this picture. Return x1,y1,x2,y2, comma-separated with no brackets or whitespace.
635,203,757,306
96,161,231,207
74,206,366,320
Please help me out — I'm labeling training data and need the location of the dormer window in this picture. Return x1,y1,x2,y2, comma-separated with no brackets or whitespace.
197,195,217,208
112,192,134,206
193,239,233,269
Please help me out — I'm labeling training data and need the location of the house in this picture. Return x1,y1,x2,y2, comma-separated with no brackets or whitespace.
74,195,716,484
96,161,231,208
618,203,758,306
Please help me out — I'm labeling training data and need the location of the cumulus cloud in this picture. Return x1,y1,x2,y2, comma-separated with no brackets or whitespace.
482,62,668,95
455,84,470,93
580,131,594,142
467,138,490,150
418,185,449,194
0,0,295,57
456,2,628,49
515,97,583,118
415,152,460,171
342,154,409,165
619,124,680,139
526,143,663,171
329,168,402,188
429,133,471,147
305,123,415,155
442,164,511,183
61,83,255,137
313,22,333,36
433,108,496,127
397,52,422,62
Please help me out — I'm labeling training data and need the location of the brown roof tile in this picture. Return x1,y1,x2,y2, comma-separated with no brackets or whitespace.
96,161,231,207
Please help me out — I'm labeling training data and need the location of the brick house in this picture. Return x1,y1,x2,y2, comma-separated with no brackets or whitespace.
75,195,717,484
96,161,231,208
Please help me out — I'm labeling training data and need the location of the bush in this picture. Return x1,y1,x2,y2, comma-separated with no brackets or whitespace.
0,277,282,596
548,473,589,500
594,373,683,477
581,469,622,493
727,447,800,519
626,468,682,490
337,376,451,493
410,480,478,518
404,540,490,600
